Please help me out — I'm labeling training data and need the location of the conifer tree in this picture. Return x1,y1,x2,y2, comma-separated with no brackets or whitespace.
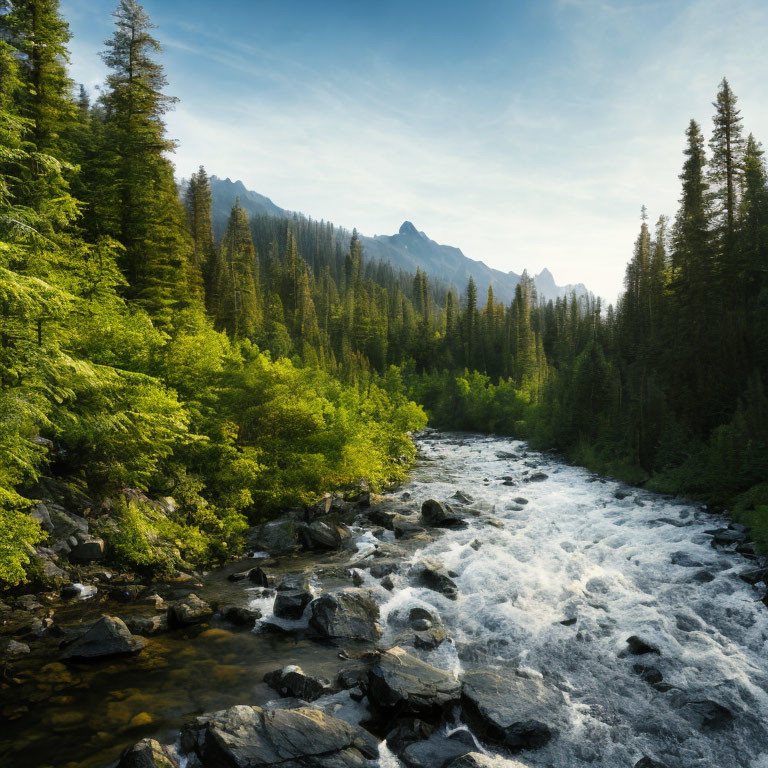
96,0,191,322
213,201,261,338
709,78,745,269
185,166,215,301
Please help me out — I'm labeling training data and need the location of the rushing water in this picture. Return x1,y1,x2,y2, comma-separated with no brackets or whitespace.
4,432,768,768
356,433,768,767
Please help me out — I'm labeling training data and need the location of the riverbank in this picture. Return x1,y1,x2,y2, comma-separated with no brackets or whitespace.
3,431,768,768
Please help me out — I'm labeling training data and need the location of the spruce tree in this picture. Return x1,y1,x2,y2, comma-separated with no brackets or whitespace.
97,0,191,322
213,201,261,338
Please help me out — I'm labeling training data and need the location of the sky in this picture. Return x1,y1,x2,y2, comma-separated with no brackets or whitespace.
60,0,768,303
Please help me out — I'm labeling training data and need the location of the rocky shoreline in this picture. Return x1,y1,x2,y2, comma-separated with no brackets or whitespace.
3,431,768,768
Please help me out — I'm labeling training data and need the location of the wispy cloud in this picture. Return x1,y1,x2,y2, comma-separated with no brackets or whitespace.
62,0,768,303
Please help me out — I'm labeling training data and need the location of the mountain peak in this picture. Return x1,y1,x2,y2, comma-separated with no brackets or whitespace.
398,221,420,237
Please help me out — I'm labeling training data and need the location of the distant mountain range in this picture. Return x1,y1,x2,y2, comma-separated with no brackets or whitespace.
206,175,589,304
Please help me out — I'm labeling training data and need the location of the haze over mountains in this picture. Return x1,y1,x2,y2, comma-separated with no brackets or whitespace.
208,176,589,304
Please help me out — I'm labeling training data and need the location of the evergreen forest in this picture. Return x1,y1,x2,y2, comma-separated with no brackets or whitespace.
2,0,767,585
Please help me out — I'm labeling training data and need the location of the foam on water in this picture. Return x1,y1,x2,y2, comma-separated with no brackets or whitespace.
373,433,768,767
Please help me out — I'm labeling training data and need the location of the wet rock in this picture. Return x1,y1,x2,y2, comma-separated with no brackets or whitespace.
61,616,145,660
670,551,706,568
692,570,715,583
118,738,179,768
368,561,398,579
126,614,169,636
109,585,147,603
368,646,461,718
33,549,69,583
179,704,378,767
634,759,667,768
366,508,399,530
310,589,381,641
453,491,474,504
614,490,631,500
632,664,663,686
626,636,660,655
407,607,447,650
69,533,105,562
559,617,577,626
300,520,354,551
385,718,434,755
3,638,30,656
683,699,733,730
524,472,548,482
168,594,213,627
706,527,747,547
401,731,476,768
461,670,560,751
228,566,269,585
393,516,427,539
470,539,482,550
739,567,768,584
264,664,337,701
381,575,396,591
220,604,262,627
16,594,44,611
410,558,458,599
274,588,313,620
421,499,467,528
248,520,301,556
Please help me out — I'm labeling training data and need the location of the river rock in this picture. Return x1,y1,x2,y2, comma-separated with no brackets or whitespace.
400,731,476,768
626,635,661,655
461,670,560,751
273,577,313,619
634,757,667,768
384,718,435,754
366,508,400,530
118,738,179,768
61,616,145,660
410,558,459,599
168,594,213,627
69,533,105,562
3,638,30,656
309,589,381,641
421,499,467,528
248,520,301,556
228,566,269,585
179,704,378,767
264,664,337,701
368,646,461,719
393,516,427,539
127,614,169,636
524,472,548,482
300,520,354,551
220,604,262,626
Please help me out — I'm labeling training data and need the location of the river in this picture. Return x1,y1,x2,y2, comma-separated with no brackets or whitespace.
3,431,768,768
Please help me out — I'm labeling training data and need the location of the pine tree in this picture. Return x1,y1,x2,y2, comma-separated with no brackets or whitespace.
185,166,215,301
709,78,745,267
213,201,261,338
96,0,191,322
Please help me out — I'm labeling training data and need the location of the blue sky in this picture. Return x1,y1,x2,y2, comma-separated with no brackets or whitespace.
61,0,768,301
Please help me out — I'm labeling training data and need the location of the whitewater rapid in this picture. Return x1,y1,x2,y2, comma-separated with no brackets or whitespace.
363,433,768,768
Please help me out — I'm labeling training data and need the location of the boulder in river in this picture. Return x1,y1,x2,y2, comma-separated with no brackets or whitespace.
220,604,262,627
300,520,354,551
309,589,382,641
461,670,561,751
247,519,301,556
410,558,459,599
393,515,428,539
168,594,213,627
61,615,145,660
634,757,667,768
274,588,312,620
626,635,661,655
368,646,461,719
118,738,179,768
264,664,337,701
421,499,467,528
126,614,169,636
400,730,476,768
524,472,548,482
179,704,378,767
